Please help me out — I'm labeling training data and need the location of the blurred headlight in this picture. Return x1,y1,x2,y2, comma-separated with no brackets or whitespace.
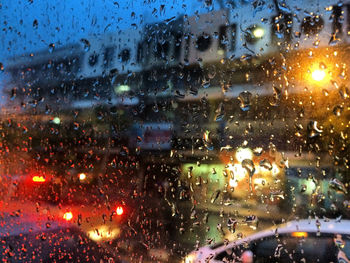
184,252,197,263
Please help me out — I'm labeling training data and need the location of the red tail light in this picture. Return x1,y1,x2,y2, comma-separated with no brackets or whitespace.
116,206,124,216
32,176,46,183
63,211,73,221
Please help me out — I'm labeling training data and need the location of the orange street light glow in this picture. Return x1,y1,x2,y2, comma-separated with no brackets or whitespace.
32,176,46,183
311,69,326,82
291,231,308,238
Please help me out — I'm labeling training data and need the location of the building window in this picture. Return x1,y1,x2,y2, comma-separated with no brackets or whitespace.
196,34,212,52
301,15,324,36
118,48,131,63
103,47,114,68
155,41,170,59
218,25,228,50
88,53,99,67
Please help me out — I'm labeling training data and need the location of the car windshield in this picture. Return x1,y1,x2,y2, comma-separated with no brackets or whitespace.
1,0,350,262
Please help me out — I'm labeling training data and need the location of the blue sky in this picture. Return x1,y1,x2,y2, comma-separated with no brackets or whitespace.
0,0,222,61
0,0,226,99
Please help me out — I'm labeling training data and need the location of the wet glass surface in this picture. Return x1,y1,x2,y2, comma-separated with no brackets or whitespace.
0,0,350,262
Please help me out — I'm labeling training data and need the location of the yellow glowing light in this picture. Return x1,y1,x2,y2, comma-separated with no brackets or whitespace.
116,206,124,216
229,178,238,187
311,69,326,82
52,117,61,125
253,27,265,38
217,49,225,55
79,173,86,181
88,226,120,241
63,211,73,221
227,163,247,181
32,175,46,183
184,254,196,263
271,164,280,176
114,85,130,94
291,232,308,238
257,166,269,174
253,178,266,185
236,148,253,163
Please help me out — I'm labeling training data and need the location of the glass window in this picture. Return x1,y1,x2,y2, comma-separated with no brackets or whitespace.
1,1,350,262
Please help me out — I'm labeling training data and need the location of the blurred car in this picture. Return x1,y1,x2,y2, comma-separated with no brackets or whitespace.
184,219,350,263
0,210,122,262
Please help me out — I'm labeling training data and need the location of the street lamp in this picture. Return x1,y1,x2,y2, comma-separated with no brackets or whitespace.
311,69,326,82
252,27,264,38
52,117,61,125
236,147,253,163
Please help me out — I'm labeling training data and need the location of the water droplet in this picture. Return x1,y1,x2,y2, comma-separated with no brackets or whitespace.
33,19,38,29
238,91,252,111
152,103,159,113
329,178,347,194
240,54,252,62
270,86,281,106
171,203,178,217
245,123,253,134
214,102,225,122
205,0,213,8
339,85,349,99
301,184,307,192
80,38,91,52
270,191,284,201
10,88,16,100
316,219,321,236
313,39,320,47
210,190,220,203
307,121,323,138
203,130,214,150
242,159,255,177
219,208,224,218
48,43,55,53
331,80,339,89
245,215,258,230
190,209,197,220
259,159,272,170
319,62,327,70
329,34,341,46
217,223,224,235
253,147,263,156
195,176,202,186
220,145,233,152
227,218,237,233
207,66,216,79
274,244,283,257
333,105,343,116
203,212,209,224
